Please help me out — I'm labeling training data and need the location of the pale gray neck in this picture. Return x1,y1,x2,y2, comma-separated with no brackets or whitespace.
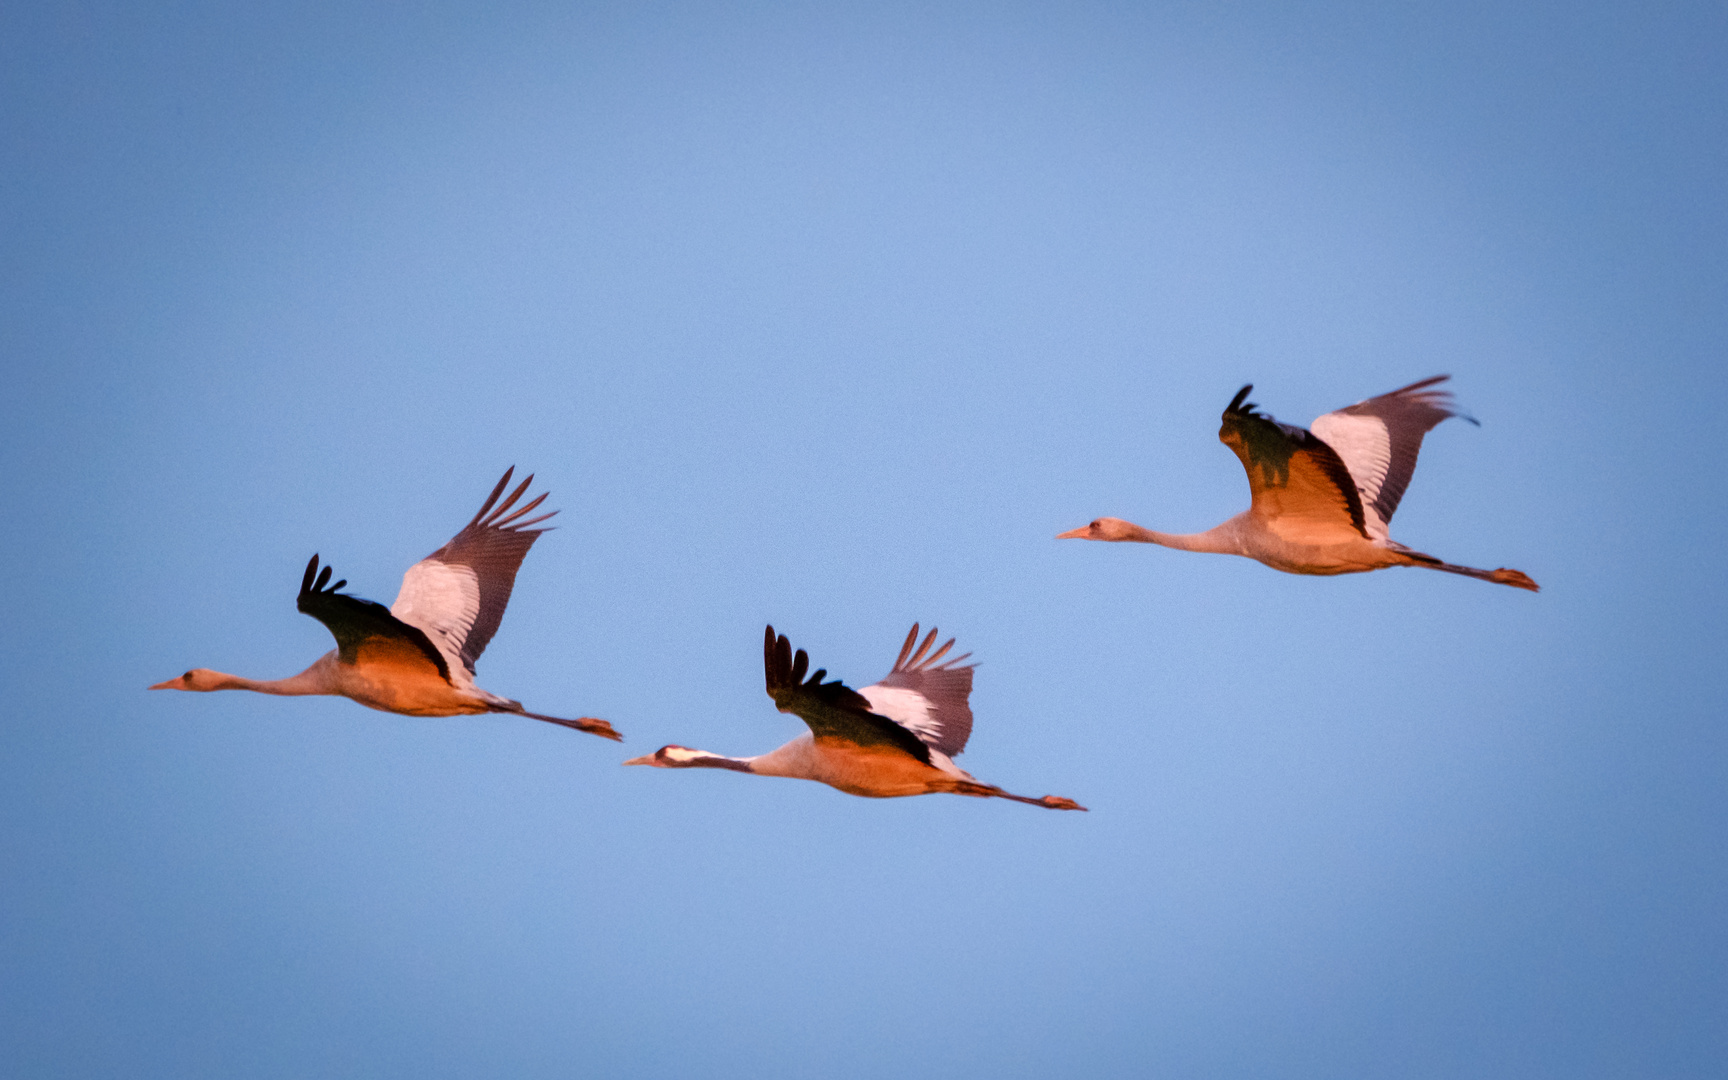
213,660,336,696
747,736,816,778
1140,524,1238,554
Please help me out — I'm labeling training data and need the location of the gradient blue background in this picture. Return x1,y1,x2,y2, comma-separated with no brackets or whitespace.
3,2,1724,1076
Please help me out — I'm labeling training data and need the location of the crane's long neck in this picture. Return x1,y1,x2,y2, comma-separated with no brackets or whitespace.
208,660,337,696
1143,529,1229,552
1129,520,1241,554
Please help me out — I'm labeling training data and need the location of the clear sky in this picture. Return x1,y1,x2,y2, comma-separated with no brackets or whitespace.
3,2,1725,1077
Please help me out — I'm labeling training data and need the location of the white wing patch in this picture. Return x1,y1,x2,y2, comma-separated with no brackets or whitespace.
857,684,940,747
1310,376,1467,540
1309,411,1394,540
391,561,481,684
926,749,973,780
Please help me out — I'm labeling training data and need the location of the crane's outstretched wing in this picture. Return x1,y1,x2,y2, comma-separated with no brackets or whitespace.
762,626,932,764
860,624,975,758
1219,385,1369,544
297,555,450,681
1308,375,1474,541
390,467,556,684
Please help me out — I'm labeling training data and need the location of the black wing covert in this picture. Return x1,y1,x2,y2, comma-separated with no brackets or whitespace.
762,625,932,764
1219,384,1369,539
298,555,451,680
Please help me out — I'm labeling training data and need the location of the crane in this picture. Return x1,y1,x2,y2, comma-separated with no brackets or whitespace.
1058,376,1538,590
625,625,1084,809
150,468,621,739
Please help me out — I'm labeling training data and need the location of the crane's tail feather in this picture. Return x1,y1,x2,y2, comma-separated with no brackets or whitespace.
1402,551,1540,592
951,779,1087,811
495,706,623,741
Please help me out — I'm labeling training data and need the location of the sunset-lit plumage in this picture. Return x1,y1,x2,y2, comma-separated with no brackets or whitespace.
625,625,1084,810
150,468,621,739
1059,377,1538,591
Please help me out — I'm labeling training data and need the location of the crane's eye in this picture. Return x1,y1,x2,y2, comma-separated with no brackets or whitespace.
183,671,194,680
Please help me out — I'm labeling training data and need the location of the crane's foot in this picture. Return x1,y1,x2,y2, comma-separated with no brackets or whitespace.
564,716,623,741
1037,795,1088,811
953,780,1088,811
514,707,624,741
1491,568,1540,592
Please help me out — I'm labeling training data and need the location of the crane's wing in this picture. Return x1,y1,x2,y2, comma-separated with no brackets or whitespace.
297,555,451,681
859,624,975,758
390,467,556,684
1308,375,1475,541
1219,384,1369,544
762,626,933,764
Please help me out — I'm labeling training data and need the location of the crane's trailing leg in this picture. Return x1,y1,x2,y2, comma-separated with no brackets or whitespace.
950,779,1087,811
1400,551,1540,592
496,706,623,741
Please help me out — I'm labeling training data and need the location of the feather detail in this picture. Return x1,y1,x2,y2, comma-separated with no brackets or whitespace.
762,625,933,764
296,554,450,681
391,467,556,683
864,622,976,758
1219,384,1371,543
1309,375,1473,540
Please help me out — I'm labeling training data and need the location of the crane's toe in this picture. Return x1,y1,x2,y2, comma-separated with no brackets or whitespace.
574,717,623,741
1040,795,1088,811
1491,568,1540,592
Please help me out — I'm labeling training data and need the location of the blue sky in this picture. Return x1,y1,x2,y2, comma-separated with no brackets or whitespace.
3,2,1725,1077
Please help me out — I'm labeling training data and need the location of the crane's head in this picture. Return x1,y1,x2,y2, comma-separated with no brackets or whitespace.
622,745,752,772
622,745,703,768
149,668,224,692
1056,517,1137,542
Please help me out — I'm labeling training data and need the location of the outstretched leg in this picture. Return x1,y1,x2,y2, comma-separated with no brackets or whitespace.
496,706,623,741
1402,550,1539,592
950,779,1087,811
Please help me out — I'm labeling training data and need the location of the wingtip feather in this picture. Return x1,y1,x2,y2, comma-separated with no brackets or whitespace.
893,623,920,670
906,627,938,668
493,490,550,528
482,473,535,527
466,467,515,528
923,637,955,667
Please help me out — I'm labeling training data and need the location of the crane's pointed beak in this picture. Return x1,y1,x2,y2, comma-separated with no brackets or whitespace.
1055,526,1090,540
148,678,178,690
622,753,657,766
